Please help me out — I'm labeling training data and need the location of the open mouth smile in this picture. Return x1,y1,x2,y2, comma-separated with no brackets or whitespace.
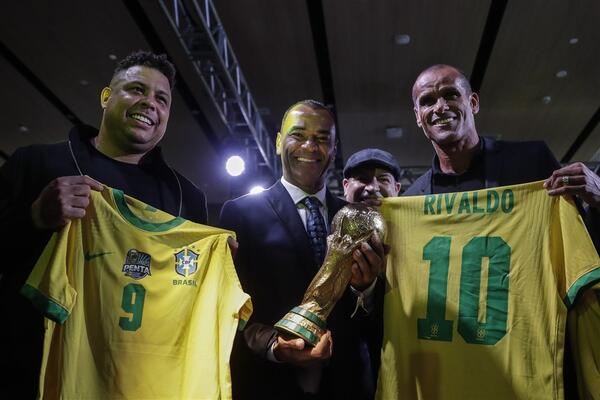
128,112,155,126
296,157,321,163
431,116,456,126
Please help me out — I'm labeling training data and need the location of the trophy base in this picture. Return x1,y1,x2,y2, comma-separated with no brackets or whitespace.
274,306,326,347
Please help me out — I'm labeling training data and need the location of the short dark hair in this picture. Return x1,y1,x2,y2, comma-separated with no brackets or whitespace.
280,99,335,131
113,50,176,89
412,64,472,102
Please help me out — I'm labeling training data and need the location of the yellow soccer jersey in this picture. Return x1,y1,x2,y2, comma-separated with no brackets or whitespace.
570,284,600,400
22,187,252,400
377,180,600,400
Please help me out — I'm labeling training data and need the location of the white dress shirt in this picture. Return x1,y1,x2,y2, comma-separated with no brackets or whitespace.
280,176,329,233
270,178,377,393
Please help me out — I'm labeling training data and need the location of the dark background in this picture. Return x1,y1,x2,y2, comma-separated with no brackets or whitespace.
2,0,599,223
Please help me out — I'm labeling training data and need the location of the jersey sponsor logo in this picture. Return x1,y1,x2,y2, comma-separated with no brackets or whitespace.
423,188,515,215
175,248,199,277
84,251,113,261
122,249,152,280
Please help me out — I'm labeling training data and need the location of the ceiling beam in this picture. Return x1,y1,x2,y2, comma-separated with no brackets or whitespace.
561,105,600,163
123,0,224,154
470,0,508,93
1,41,82,126
156,0,280,177
306,0,344,172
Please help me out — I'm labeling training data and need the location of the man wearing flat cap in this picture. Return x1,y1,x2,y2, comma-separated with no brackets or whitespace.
342,148,400,388
343,148,402,206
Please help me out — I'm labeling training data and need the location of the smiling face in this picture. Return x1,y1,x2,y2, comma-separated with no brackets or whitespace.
276,103,336,194
412,66,479,149
98,65,171,160
343,164,400,204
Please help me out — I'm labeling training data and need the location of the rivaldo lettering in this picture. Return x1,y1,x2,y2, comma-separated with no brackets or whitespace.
423,189,515,215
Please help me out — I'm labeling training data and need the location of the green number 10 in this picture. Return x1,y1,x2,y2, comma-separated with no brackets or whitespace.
119,283,146,331
418,236,510,345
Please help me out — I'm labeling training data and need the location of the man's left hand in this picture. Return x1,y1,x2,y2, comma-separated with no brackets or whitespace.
544,162,600,208
350,232,386,290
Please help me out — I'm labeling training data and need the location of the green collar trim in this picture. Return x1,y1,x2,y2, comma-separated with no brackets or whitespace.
112,189,185,232
564,268,600,308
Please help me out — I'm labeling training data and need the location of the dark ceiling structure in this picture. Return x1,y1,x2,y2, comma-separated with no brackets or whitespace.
2,0,599,220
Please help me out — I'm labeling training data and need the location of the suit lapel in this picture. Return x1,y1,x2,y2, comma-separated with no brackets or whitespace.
265,182,316,275
422,170,433,195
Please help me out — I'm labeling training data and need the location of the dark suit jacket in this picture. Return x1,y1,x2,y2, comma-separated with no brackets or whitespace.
404,137,560,196
219,181,373,400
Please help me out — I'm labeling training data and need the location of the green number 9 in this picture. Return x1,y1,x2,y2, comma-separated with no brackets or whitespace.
119,283,146,331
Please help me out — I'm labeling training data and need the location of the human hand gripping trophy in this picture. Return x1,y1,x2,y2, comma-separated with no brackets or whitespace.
275,203,386,346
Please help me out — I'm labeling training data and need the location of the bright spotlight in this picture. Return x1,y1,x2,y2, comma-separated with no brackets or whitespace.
249,185,266,195
226,155,245,176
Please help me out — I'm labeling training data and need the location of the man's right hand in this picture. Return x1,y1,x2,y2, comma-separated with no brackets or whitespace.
272,330,333,367
31,175,103,230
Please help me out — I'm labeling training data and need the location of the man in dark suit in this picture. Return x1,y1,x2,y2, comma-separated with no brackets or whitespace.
219,100,384,399
404,63,600,398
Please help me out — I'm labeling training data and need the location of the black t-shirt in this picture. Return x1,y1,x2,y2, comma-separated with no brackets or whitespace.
431,141,486,193
82,143,181,217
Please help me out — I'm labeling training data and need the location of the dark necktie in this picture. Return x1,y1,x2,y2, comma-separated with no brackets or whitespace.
302,196,327,266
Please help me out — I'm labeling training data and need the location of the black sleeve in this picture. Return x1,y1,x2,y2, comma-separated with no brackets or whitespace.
190,189,208,225
178,175,208,225
536,141,561,177
219,200,280,358
584,207,600,252
0,148,51,276
218,200,243,240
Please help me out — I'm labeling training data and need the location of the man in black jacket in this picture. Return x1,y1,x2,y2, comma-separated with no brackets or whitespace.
0,51,207,398
404,63,600,398
405,64,600,207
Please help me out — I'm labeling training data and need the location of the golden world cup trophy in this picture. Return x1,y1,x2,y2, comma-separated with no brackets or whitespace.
275,203,386,346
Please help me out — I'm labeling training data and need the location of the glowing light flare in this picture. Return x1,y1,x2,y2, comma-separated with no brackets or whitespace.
226,156,245,176
249,185,266,195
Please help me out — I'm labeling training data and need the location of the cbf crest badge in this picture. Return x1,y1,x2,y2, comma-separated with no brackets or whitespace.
175,248,199,277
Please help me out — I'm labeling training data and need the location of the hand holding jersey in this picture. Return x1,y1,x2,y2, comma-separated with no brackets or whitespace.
377,181,600,399
408,64,600,398
0,52,211,398
29,53,178,233
23,187,251,399
545,162,600,209
31,175,103,230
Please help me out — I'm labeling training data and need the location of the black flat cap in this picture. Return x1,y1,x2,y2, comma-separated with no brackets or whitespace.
343,148,401,180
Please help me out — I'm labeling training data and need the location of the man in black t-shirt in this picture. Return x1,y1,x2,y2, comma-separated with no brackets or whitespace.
0,51,207,398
